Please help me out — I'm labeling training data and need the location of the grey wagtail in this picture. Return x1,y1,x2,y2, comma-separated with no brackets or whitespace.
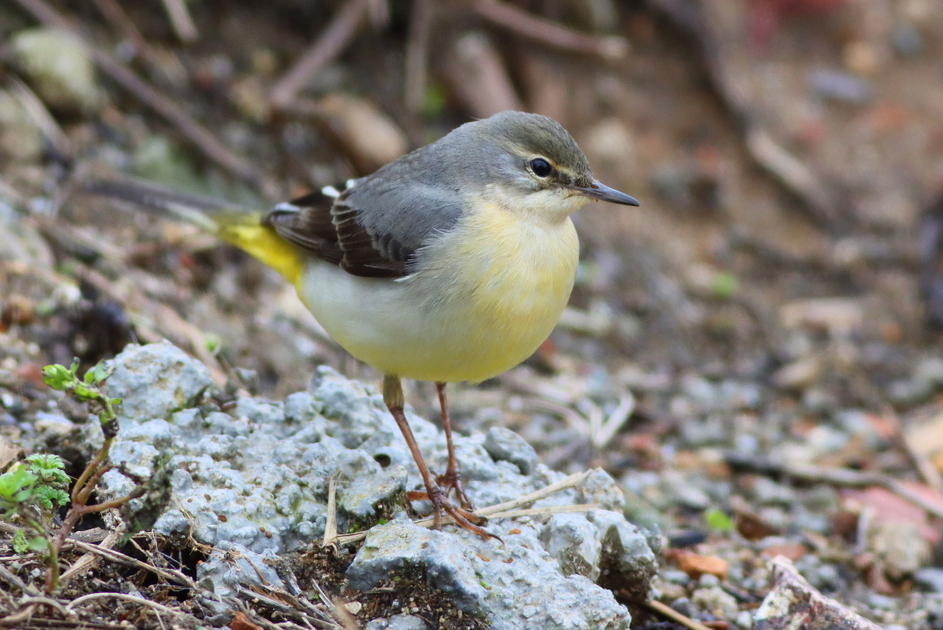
82,110,639,539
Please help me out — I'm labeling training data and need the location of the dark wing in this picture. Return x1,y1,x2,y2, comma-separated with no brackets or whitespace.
262,182,410,278
264,138,470,279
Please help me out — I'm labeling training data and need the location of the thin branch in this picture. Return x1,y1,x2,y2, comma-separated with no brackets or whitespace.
0,563,39,595
403,0,434,115
159,0,198,43
62,538,199,590
644,599,714,630
727,455,943,521
334,470,593,544
58,529,121,586
473,0,629,60
12,596,75,619
270,0,375,108
322,476,338,547
68,591,180,616
10,0,259,186
91,0,187,86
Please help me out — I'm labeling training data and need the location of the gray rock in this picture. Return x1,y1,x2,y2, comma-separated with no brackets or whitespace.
692,585,739,619
102,342,213,426
580,468,627,512
347,521,487,612
339,465,408,520
749,477,796,507
591,509,659,601
914,568,943,593
735,609,753,629
91,342,657,629
348,509,655,630
808,69,872,104
10,27,104,114
196,542,284,617
660,471,711,510
542,513,601,579
867,521,931,581
483,426,538,475
365,615,429,630
0,90,43,163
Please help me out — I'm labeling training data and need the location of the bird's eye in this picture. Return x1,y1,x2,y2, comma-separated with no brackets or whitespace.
530,158,552,178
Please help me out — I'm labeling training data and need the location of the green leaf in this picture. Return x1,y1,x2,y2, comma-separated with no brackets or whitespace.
704,508,734,532
12,529,28,554
41,364,74,390
204,333,222,354
422,83,447,117
711,272,739,299
25,454,70,487
84,362,114,385
0,466,36,501
34,486,70,510
27,536,49,552
25,453,64,472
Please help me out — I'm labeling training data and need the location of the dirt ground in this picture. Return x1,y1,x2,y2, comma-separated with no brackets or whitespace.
3,0,943,628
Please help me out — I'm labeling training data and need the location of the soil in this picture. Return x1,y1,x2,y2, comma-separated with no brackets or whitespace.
2,0,943,628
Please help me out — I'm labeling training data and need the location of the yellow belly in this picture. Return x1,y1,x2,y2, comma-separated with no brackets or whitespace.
295,204,579,383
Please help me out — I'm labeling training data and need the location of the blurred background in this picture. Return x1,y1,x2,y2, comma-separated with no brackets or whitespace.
2,0,943,625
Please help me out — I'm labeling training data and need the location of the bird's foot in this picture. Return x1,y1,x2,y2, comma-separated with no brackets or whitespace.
407,482,498,541
436,469,474,511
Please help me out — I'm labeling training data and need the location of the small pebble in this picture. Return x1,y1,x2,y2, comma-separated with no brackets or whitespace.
692,585,739,620
808,69,873,104
913,568,943,593
698,573,720,588
890,24,923,57
662,569,691,585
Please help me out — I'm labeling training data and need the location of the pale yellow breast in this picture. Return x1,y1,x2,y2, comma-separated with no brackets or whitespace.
397,200,579,382
296,201,579,383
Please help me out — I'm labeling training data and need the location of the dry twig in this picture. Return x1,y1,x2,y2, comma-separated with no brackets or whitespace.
644,599,714,630
159,0,198,43
11,0,259,186
726,455,943,521
334,469,596,545
646,0,840,228
91,0,187,86
270,0,376,108
67,592,180,617
404,0,434,116
473,0,629,60
323,476,339,547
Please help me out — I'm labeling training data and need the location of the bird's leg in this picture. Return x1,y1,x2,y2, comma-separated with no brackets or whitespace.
435,382,473,510
383,375,494,539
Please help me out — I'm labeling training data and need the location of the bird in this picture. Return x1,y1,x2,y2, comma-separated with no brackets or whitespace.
82,110,640,539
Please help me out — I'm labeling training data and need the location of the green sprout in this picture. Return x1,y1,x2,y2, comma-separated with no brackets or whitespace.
9,358,149,594
704,508,735,533
711,272,739,300
1,454,69,563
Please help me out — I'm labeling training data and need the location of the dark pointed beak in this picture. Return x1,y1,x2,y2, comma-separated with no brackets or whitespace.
571,181,640,206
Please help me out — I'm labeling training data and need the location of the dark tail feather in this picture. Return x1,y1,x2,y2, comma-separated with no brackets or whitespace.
78,177,239,232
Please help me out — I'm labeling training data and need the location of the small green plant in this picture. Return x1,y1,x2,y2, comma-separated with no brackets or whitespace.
704,507,735,533
1,454,69,554
711,272,739,300
16,358,149,594
42,359,121,438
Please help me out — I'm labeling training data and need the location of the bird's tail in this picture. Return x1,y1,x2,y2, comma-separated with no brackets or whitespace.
78,177,304,283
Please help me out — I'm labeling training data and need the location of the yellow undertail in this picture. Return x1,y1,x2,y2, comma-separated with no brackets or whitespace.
215,216,305,286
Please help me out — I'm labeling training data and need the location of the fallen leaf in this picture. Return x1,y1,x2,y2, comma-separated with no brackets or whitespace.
229,611,263,630
761,543,807,561
669,549,729,580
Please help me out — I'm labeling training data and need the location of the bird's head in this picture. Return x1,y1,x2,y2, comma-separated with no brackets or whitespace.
451,111,639,222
